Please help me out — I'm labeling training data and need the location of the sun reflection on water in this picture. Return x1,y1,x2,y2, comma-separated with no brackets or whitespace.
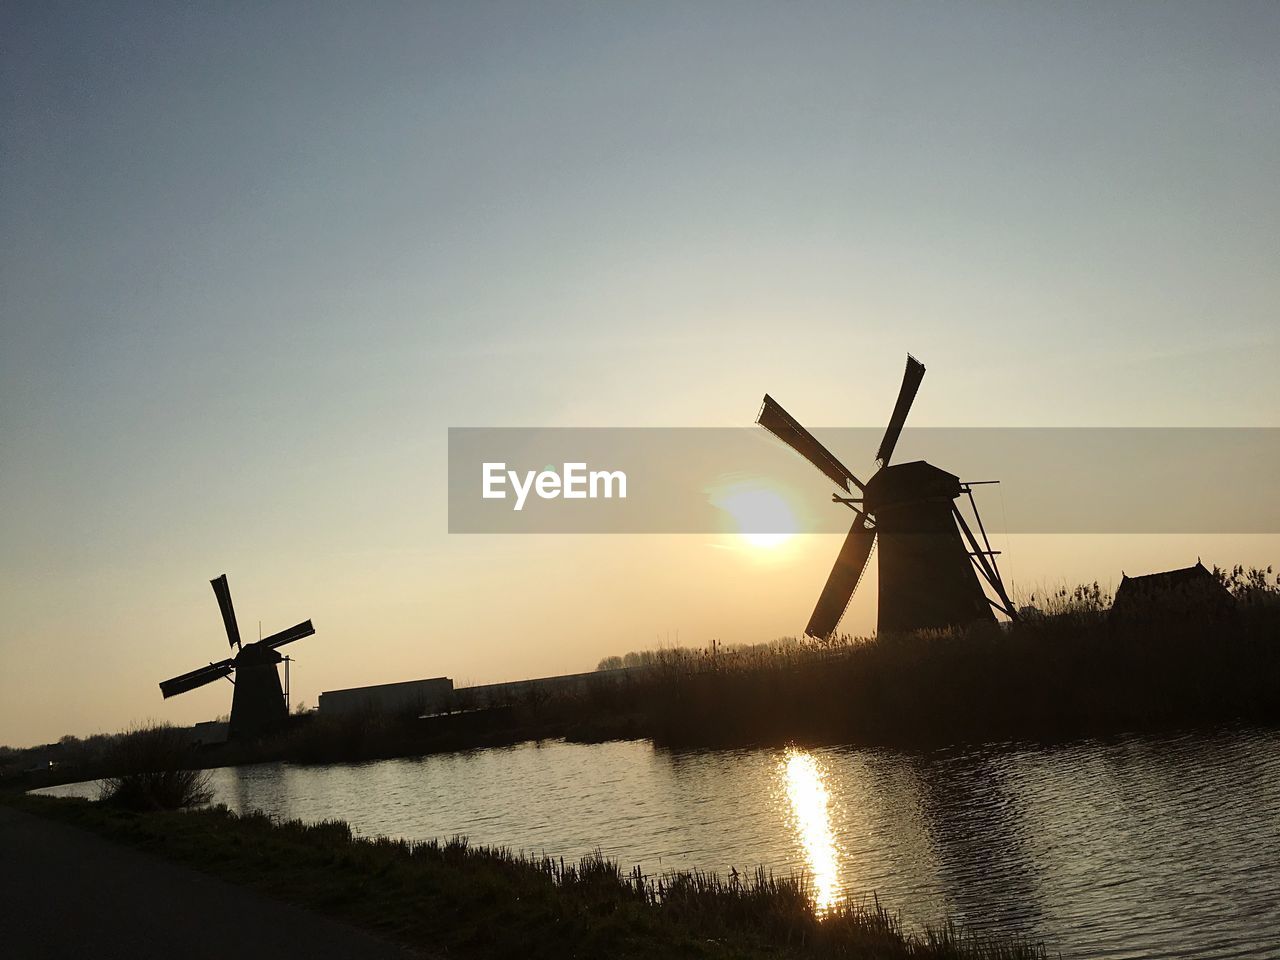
782,747,840,912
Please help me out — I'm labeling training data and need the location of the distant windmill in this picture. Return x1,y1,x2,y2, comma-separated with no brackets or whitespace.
757,354,1016,638
159,575,314,738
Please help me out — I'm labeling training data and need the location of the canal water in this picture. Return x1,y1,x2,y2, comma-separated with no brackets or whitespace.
40,727,1280,959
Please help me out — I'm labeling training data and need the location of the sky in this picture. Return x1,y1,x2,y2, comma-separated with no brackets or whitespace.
2,1,1277,747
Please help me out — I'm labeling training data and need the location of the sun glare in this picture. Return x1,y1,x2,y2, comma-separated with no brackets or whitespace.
782,748,840,912
711,485,798,549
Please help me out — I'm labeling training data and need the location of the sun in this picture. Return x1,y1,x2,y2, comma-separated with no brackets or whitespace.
710,484,799,549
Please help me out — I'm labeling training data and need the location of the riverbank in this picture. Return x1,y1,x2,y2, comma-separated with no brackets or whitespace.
7,793,1046,959
0,801,418,959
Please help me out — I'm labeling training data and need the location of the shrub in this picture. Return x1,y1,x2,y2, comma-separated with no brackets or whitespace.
98,724,212,811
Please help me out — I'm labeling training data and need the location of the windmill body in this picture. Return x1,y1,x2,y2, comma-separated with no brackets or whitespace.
226,641,288,737
757,355,1014,639
864,461,993,634
159,575,314,739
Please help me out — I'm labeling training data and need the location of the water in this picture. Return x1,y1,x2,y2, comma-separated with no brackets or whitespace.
41,727,1280,958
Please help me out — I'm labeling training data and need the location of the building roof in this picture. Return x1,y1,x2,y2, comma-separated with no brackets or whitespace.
320,676,452,698
1116,560,1221,590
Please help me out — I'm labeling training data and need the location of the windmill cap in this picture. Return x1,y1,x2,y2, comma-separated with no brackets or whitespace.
864,460,962,513
234,642,284,665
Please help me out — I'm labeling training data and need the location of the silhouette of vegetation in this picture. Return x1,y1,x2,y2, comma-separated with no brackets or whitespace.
572,569,1280,749
10,793,1047,960
1016,580,1113,622
1215,564,1280,607
97,724,212,811
6,568,1277,787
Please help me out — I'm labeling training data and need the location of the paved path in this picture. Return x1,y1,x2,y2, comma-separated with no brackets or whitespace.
0,805,424,959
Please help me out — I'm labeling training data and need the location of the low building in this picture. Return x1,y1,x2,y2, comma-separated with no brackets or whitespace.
191,720,229,745
456,667,633,708
318,676,454,718
1110,560,1235,624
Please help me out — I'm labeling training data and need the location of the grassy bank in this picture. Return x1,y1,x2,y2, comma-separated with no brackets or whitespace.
7,793,1046,960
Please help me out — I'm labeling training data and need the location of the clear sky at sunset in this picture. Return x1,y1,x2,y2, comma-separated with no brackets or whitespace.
3,2,1277,746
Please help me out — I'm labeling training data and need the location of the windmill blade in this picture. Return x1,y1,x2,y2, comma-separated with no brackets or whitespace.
210,574,242,649
805,520,876,639
757,395,864,492
263,619,315,650
875,354,926,466
159,659,234,699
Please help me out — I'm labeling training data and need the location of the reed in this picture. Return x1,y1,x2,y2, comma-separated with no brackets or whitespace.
581,567,1280,748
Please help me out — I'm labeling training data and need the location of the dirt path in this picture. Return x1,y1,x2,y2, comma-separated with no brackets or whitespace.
0,805,424,959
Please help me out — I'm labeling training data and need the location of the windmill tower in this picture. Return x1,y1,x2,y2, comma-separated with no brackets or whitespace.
757,354,1016,638
159,575,315,738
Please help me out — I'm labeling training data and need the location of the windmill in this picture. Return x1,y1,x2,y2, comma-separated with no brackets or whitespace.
756,354,1016,638
159,575,315,738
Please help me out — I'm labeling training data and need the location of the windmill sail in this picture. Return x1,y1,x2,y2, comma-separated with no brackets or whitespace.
757,395,863,492
805,519,876,638
875,354,925,466
211,574,242,649
263,619,315,650
159,659,234,698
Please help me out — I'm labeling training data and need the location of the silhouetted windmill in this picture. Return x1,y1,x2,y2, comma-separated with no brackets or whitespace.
757,354,1016,638
159,575,314,738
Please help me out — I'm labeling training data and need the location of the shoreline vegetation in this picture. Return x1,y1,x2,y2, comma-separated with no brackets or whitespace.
8,569,1278,789
6,792,1047,959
